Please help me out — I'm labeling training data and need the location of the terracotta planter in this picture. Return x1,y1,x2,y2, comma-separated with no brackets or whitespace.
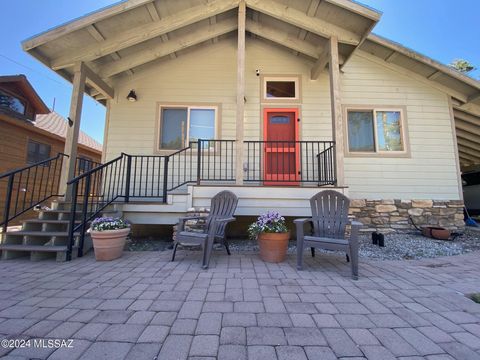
258,232,290,263
90,227,130,261
421,226,451,240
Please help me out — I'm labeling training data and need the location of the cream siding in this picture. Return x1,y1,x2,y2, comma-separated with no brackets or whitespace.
341,52,460,200
104,37,461,202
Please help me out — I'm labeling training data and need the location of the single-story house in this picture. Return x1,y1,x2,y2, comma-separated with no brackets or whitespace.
0,75,102,224
20,0,480,234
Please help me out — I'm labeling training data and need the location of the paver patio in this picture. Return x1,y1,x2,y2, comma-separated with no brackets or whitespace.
0,250,479,359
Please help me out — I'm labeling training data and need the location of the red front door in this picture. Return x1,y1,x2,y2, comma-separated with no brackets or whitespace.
263,108,300,185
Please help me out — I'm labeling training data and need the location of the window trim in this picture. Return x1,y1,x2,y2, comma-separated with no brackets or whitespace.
0,88,27,115
343,105,410,158
26,139,51,165
155,103,220,153
260,75,301,104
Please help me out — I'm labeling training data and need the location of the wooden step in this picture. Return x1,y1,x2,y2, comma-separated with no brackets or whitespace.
23,219,82,224
0,244,68,252
5,231,81,237
40,209,119,214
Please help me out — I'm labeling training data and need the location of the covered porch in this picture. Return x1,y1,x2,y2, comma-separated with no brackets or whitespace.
21,0,385,199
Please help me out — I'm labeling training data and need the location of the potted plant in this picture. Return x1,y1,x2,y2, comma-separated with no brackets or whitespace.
248,211,290,263
89,217,130,261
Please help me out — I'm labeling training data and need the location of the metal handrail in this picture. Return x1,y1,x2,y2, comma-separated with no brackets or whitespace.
1,153,69,232
0,153,68,179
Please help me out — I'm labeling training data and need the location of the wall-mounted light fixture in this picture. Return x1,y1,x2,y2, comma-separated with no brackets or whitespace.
127,90,137,102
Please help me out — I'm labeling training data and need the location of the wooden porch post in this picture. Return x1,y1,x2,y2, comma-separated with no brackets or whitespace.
235,0,246,185
59,62,86,199
328,36,345,187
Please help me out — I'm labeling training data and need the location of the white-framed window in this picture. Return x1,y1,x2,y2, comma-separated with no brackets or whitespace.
158,105,217,150
262,76,300,102
346,108,406,154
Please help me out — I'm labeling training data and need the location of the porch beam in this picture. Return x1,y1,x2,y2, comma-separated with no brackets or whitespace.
146,3,177,60
236,0,246,185
99,18,237,78
83,63,114,99
311,48,330,80
59,62,86,198
328,36,345,186
50,0,239,70
246,20,324,59
86,24,134,75
294,0,321,56
22,0,155,51
468,92,480,103
245,0,361,45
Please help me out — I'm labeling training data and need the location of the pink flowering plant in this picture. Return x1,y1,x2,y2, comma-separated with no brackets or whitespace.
248,211,288,240
90,217,129,232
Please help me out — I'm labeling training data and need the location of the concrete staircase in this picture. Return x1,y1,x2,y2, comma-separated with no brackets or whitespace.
0,200,121,261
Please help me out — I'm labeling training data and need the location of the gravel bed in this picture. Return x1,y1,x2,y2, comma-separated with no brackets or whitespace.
126,227,480,261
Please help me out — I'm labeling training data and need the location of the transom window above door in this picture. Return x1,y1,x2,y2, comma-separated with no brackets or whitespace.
158,105,217,150
345,107,408,156
262,76,300,103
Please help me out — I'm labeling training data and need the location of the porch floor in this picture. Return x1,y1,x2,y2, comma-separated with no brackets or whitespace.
0,250,479,359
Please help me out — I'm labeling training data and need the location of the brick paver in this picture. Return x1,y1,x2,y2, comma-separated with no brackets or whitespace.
0,250,479,359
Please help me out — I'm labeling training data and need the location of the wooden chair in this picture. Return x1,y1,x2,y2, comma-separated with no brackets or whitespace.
294,190,362,280
171,190,238,269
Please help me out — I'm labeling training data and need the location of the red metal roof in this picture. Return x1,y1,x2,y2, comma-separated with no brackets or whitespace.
35,112,102,153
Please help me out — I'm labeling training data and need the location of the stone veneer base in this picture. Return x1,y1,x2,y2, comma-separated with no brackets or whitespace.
349,199,465,233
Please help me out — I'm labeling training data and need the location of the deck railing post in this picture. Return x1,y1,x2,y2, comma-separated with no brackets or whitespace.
125,155,132,203
66,181,78,261
2,175,14,234
197,139,202,185
78,174,91,257
162,157,169,203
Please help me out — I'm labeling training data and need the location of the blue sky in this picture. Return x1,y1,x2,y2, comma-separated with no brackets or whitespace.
1,0,479,145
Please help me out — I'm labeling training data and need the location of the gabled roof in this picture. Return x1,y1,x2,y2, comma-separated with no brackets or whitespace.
35,112,103,153
20,0,480,167
358,34,480,169
22,0,381,102
0,75,50,114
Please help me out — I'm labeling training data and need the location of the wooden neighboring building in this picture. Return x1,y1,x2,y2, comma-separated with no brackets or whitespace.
20,0,480,233
0,75,102,223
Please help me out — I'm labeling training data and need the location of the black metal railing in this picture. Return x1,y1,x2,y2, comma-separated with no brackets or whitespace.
0,153,68,232
67,154,127,260
198,139,236,183
126,154,168,200
317,143,336,185
124,139,236,200
244,141,336,185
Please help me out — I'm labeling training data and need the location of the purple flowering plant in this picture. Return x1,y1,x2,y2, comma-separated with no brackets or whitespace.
248,211,288,240
90,217,129,232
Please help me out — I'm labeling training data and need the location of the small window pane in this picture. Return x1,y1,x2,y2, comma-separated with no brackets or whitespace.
0,90,25,114
27,140,50,165
161,108,187,149
189,109,215,142
266,81,296,98
348,111,375,152
270,116,290,124
376,111,403,151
